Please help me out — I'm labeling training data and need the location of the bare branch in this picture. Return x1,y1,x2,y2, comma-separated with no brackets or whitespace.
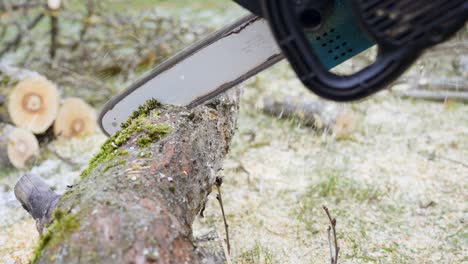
323,206,340,264
215,176,231,255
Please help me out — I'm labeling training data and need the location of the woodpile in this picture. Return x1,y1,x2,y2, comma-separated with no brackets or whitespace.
0,65,97,169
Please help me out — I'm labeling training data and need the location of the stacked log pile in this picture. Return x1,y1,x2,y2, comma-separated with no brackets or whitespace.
0,65,97,169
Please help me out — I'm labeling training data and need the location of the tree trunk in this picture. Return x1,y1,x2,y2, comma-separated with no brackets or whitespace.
16,91,240,264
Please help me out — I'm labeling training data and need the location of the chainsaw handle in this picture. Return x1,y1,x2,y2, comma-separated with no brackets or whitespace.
262,0,467,102
263,2,415,101
288,44,420,101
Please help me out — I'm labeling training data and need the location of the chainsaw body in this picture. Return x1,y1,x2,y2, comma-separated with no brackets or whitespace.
236,0,468,101
99,0,467,135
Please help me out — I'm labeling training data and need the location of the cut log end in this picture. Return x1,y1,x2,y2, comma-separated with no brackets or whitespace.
0,123,39,169
7,76,59,134
53,97,96,138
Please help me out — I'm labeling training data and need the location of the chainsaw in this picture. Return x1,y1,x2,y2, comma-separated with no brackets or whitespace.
99,0,467,136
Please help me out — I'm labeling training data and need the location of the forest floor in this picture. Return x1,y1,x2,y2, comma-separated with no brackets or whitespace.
1,1,467,263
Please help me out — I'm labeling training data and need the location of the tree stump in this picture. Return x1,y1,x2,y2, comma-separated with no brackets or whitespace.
15,91,240,263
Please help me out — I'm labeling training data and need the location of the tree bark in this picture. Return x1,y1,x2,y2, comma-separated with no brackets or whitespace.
17,91,240,264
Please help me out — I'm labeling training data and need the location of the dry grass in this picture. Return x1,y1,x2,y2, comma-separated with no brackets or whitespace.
194,61,467,263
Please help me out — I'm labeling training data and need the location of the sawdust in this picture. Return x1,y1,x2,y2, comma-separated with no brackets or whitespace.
0,219,38,264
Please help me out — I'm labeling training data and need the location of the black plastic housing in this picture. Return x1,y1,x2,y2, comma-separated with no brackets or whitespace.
261,0,468,101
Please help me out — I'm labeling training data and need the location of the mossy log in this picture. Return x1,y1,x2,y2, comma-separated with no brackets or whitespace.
16,91,240,263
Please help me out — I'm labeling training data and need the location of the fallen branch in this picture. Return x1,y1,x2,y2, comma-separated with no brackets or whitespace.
395,76,468,92
263,97,357,138
395,90,468,102
16,91,240,263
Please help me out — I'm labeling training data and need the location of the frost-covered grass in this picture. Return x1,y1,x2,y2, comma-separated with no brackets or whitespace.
2,59,467,264
195,61,467,263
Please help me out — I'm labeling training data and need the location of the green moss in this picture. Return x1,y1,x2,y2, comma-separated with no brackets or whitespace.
169,185,176,193
103,159,127,172
31,210,79,263
115,149,130,156
145,123,171,139
136,123,172,148
80,99,169,178
120,98,161,129
136,136,152,148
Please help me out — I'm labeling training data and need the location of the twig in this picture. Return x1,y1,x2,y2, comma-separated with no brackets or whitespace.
215,176,231,255
0,2,41,14
327,227,333,264
323,205,339,264
395,90,468,102
0,12,45,57
49,11,59,59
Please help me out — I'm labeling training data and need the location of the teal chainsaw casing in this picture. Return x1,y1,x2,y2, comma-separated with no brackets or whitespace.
236,0,375,69
302,0,374,69
237,0,467,101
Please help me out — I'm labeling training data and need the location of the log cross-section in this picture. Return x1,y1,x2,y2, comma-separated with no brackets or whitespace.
21,91,240,264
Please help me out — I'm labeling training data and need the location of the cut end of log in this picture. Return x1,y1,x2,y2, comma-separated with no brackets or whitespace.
53,97,96,138
0,124,39,169
7,76,59,134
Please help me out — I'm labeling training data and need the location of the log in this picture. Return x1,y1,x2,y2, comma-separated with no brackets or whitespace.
1,73,60,134
395,90,468,102
394,76,468,92
17,91,240,263
263,97,357,138
0,123,39,169
53,97,97,138
14,174,60,232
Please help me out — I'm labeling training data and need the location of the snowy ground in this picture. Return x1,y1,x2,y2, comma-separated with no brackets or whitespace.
1,1,467,263
1,61,466,263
